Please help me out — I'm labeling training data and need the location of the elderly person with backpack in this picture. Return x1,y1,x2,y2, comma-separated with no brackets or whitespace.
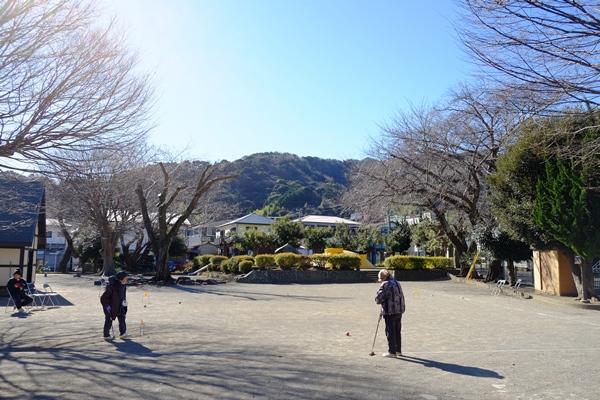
375,269,405,358
100,271,129,340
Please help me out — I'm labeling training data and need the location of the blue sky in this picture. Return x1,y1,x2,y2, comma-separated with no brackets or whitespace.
105,0,471,161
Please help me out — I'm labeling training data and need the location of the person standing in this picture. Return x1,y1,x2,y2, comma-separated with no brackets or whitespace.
6,270,33,313
100,271,129,340
375,269,405,358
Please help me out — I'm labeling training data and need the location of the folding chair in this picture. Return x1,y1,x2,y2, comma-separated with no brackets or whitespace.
512,278,524,296
40,283,60,307
4,289,33,313
492,279,506,296
26,283,43,309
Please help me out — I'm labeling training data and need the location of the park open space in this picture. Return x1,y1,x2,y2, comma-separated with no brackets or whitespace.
1,275,599,400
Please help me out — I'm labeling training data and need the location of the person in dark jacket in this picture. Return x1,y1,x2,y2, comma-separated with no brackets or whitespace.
6,270,33,313
100,271,129,340
375,269,405,358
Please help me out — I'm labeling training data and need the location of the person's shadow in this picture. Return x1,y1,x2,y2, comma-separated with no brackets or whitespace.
10,311,32,319
399,355,504,379
110,339,160,358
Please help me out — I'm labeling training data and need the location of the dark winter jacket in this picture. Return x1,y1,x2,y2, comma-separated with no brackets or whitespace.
375,278,405,316
6,277,28,301
100,276,127,320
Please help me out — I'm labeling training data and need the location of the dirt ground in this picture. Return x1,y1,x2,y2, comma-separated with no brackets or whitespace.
1,274,599,400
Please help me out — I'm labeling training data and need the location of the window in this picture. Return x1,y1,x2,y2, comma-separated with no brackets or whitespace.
46,231,53,238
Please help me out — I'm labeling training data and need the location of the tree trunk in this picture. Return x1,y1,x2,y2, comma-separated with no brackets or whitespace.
569,259,584,300
100,235,117,276
57,244,73,273
507,259,517,286
485,259,503,282
580,259,596,302
154,243,173,283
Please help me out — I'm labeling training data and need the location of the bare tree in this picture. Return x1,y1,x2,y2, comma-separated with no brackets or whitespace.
50,148,148,276
459,0,600,163
460,0,600,105
135,162,233,282
347,85,531,274
0,0,152,172
119,225,151,273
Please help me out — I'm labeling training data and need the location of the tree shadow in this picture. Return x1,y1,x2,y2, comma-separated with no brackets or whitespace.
171,284,352,302
0,327,434,400
399,355,504,379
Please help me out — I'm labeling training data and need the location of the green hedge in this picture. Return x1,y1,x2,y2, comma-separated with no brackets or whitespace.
254,254,276,269
238,260,254,274
384,256,453,270
274,252,303,270
210,256,227,265
310,254,330,269
222,255,255,274
193,255,213,268
327,254,361,270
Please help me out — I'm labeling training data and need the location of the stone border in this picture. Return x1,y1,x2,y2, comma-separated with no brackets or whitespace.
392,269,450,281
236,269,450,284
236,269,373,284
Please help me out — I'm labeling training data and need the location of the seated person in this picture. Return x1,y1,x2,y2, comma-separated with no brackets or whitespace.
6,270,33,313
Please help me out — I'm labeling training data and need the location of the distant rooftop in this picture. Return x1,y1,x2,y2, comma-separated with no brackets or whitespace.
218,213,274,227
294,215,360,226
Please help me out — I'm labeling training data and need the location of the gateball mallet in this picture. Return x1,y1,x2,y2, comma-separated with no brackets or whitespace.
369,314,382,356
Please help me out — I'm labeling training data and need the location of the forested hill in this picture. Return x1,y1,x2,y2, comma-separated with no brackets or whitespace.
213,152,362,219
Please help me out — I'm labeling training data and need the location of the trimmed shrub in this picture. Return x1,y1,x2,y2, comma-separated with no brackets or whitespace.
193,255,213,268
384,256,452,270
327,254,361,270
238,260,254,274
210,256,227,266
274,252,302,270
255,254,276,270
208,256,228,273
310,254,330,270
223,255,255,275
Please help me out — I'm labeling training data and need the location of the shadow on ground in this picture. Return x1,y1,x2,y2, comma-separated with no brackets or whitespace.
0,326,438,400
400,356,504,379
171,284,353,302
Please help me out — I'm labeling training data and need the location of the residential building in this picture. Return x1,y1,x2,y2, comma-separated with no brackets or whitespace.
37,219,71,271
0,179,46,289
293,215,360,229
216,213,274,239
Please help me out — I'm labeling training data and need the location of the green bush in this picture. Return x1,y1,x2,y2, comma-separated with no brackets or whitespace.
310,254,330,269
193,255,213,268
384,256,452,270
222,255,255,274
210,255,227,266
274,252,302,270
327,254,361,270
254,254,276,269
238,260,254,274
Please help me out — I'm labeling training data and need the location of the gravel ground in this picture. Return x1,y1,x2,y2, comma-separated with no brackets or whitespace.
1,274,599,400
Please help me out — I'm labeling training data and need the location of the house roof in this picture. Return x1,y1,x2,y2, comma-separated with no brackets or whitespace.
0,178,45,248
217,213,274,227
293,215,360,226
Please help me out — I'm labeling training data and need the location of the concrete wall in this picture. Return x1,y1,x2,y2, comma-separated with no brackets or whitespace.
533,249,577,296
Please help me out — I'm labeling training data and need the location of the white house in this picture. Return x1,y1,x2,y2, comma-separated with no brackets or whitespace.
293,215,361,229
37,219,70,271
216,213,274,239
